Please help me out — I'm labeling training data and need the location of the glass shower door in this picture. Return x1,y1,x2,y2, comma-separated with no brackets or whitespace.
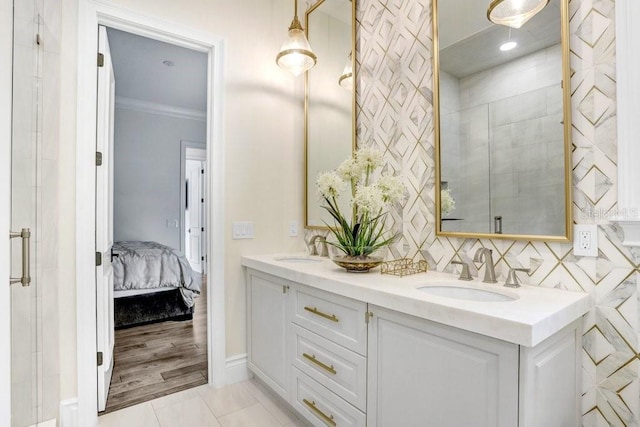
11,0,42,425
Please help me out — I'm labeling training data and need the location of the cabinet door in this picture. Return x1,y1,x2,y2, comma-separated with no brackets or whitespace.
367,305,519,427
247,270,289,400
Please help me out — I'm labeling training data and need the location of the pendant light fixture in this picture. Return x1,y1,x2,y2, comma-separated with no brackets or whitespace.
338,52,353,90
487,0,549,29
276,0,317,77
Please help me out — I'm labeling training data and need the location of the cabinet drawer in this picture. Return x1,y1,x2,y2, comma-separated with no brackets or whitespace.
292,367,366,427
291,324,366,411
291,285,367,355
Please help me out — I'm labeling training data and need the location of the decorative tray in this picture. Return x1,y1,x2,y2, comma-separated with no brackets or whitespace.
381,258,428,277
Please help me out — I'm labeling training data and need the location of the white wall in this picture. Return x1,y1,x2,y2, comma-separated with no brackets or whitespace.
113,107,206,250
58,0,305,400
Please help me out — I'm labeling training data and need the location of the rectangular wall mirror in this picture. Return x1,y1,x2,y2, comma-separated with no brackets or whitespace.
433,0,572,241
305,0,356,229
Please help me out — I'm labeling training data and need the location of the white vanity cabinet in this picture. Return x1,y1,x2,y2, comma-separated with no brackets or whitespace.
367,305,519,427
246,270,291,401
243,262,585,427
367,305,582,427
288,284,368,426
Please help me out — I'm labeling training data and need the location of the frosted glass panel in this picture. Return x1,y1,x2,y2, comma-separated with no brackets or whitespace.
11,1,41,425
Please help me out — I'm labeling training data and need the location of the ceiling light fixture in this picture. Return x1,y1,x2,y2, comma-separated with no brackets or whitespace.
338,52,353,90
487,0,549,29
499,41,518,51
276,0,317,77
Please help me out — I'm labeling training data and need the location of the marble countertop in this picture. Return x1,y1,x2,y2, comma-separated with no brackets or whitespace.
241,254,591,347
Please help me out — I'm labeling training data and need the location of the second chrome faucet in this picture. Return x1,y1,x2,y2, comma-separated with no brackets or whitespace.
473,248,497,283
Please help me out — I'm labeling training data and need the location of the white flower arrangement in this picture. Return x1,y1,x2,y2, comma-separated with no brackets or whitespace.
316,147,406,257
441,188,456,216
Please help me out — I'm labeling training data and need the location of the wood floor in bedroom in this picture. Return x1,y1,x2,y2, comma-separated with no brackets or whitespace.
103,276,208,413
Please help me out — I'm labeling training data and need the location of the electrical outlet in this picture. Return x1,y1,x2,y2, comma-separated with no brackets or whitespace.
574,224,598,257
289,220,298,237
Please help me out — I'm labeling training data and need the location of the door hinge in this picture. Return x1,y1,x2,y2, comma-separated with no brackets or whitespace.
201,198,204,203
97,351,103,366
36,34,41,46
97,52,104,67
201,256,204,261
282,285,290,294
201,227,204,232
365,311,373,324
201,169,204,174
96,151,103,166
95,252,102,266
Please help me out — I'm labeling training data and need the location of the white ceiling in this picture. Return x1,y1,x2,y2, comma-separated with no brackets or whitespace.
106,28,207,112
439,0,561,78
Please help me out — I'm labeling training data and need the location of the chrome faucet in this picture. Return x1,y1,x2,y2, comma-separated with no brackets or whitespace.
504,268,530,288
450,259,472,281
308,234,329,257
473,248,497,283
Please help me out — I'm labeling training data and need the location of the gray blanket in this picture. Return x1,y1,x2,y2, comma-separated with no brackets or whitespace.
112,241,201,307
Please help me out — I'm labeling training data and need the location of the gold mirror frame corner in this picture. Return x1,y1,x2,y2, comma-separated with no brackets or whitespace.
432,0,573,243
303,0,358,231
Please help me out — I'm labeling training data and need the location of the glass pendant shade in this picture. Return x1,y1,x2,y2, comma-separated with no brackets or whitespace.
276,15,317,76
487,0,549,29
338,53,353,90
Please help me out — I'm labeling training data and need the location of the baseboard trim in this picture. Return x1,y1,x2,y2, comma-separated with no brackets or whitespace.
59,398,78,427
28,419,57,427
225,353,249,385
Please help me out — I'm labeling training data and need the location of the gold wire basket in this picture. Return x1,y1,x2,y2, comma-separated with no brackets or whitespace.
381,258,428,277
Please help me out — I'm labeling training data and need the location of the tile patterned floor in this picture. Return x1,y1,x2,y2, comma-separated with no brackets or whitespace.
98,378,310,427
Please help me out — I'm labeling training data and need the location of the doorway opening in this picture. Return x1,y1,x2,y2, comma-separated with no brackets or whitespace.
96,26,210,414
75,4,226,423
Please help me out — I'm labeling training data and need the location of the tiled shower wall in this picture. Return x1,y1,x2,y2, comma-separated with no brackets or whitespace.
356,0,639,426
440,45,565,236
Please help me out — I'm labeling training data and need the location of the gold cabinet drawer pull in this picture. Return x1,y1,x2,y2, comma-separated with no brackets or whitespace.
303,398,336,427
303,352,337,375
304,306,339,322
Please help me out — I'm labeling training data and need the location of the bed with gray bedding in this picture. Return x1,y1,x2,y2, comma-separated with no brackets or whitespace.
112,241,202,328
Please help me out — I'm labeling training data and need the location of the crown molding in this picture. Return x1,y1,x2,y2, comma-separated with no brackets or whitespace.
115,96,206,122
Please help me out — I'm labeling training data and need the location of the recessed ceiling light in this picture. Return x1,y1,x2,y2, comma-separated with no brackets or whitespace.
162,60,175,67
499,41,517,51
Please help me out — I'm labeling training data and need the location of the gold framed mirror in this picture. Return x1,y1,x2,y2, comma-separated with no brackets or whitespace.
433,0,572,241
304,0,356,230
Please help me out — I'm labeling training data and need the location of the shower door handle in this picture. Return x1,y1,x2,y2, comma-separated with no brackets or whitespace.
10,228,31,286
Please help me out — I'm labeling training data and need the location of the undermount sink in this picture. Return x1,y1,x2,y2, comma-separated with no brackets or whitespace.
417,285,518,302
274,256,323,264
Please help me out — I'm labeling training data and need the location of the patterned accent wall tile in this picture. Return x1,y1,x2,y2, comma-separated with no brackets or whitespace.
357,0,433,261
355,0,639,425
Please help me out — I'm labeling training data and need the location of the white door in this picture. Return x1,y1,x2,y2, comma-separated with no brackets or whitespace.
96,25,116,412
186,157,205,272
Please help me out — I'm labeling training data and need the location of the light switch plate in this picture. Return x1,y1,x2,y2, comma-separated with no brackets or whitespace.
232,221,254,239
574,224,598,257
